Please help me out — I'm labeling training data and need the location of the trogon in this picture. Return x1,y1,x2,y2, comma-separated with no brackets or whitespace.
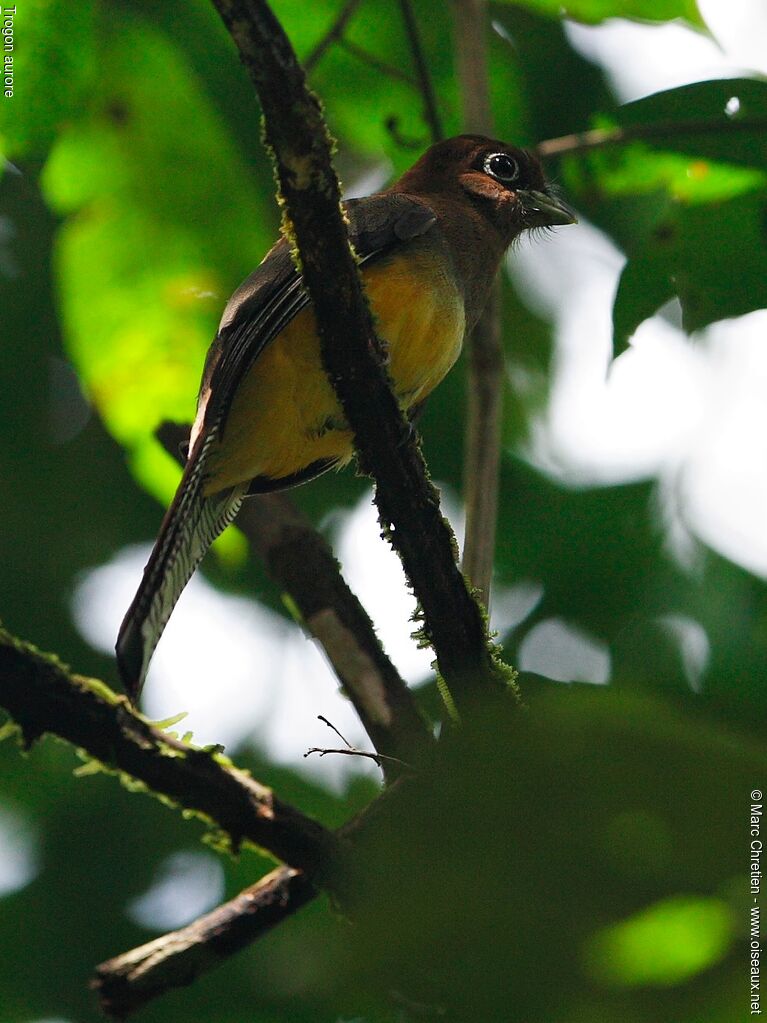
117,134,576,699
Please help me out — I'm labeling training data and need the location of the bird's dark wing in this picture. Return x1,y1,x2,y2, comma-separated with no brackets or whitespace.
196,193,438,450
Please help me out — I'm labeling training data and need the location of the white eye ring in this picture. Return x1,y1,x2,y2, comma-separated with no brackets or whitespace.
483,152,520,183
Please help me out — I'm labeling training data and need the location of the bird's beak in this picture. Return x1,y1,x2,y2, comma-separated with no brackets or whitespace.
518,189,578,227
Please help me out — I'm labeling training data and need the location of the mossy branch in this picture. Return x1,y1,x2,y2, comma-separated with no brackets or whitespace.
0,627,336,875
93,866,316,1017
210,0,510,710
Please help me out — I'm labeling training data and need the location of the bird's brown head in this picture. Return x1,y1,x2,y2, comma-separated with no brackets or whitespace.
394,134,576,243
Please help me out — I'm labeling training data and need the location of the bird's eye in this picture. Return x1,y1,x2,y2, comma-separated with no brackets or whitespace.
483,153,520,183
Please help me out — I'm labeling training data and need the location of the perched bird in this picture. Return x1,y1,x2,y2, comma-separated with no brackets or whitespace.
116,134,576,699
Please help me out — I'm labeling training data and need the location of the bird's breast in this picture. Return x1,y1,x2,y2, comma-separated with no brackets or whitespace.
203,247,465,492
364,248,466,406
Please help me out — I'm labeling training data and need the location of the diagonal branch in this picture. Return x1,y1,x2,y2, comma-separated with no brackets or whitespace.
0,628,335,874
536,115,767,158
397,0,443,144
93,771,416,1019
210,0,509,710
339,37,416,86
239,493,436,768
157,423,434,777
304,0,364,72
93,866,316,1017
452,0,504,607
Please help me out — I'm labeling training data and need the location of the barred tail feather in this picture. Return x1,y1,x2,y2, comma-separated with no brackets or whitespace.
116,439,247,701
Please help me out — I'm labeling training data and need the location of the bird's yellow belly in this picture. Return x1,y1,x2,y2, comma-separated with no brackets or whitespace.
203,251,465,492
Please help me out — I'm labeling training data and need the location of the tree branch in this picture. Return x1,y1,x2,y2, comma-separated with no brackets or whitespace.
93,866,315,1017
397,0,443,144
0,628,335,874
241,493,438,764
452,0,504,607
156,422,434,778
210,0,509,708
84,4,516,1002
536,115,767,158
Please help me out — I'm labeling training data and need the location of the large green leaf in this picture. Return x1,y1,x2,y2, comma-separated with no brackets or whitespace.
613,187,767,347
558,80,767,349
495,0,705,27
616,78,767,171
41,16,275,507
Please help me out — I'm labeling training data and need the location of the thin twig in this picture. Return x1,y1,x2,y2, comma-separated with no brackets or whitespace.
304,0,364,71
156,423,434,778
305,715,412,769
460,280,503,605
339,37,416,85
318,712,354,748
452,0,503,606
305,746,411,768
452,0,492,132
93,866,315,1017
536,115,767,159
397,0,443,144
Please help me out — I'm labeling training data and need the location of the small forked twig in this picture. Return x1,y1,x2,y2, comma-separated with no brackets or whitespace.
318,713,355,749
304,0,364,71
305,716,412,770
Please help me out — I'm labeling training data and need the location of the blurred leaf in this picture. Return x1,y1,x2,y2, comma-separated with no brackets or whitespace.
585,895,734,987
495,459,669,641
490,4,615,145
501,273,557,449
559,81,767,350
613,188,767,348
577,145,766,205
41,16,274,508
301,0,469,166
616,78,767,171
560,80,767,246
0,0,99,158
274,0,450,162
495,0,705,28
344,685,760,1021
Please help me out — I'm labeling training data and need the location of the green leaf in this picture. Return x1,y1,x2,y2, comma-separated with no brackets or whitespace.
560,81,767,351
613,251,675,349
616,78,767,171
585,895,734,986
0,0,99,158
494,0,705,28
577,144,766,205
40,15,274,507
614,188,767,349
151,711,189,731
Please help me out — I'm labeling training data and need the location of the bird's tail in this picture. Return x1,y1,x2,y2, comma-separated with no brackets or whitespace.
116,435,247,701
